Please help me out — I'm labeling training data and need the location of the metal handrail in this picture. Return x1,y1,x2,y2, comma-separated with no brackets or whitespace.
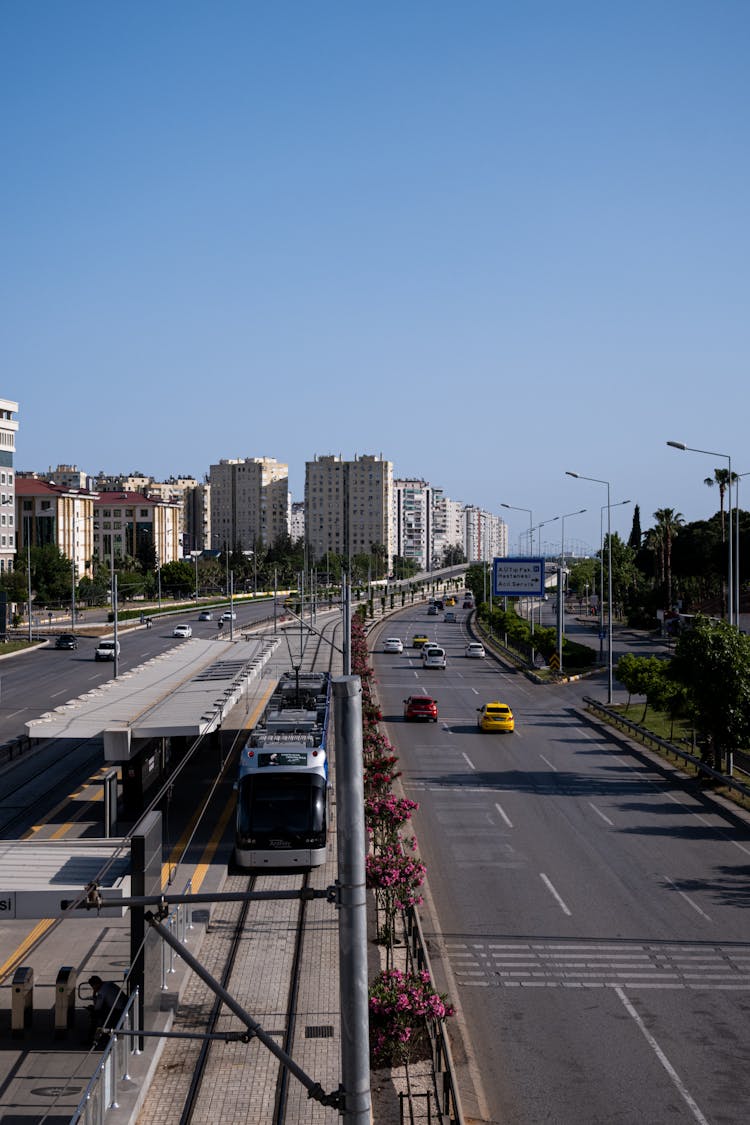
69,988,140,1124
583,696,750,801
401,905,465,1125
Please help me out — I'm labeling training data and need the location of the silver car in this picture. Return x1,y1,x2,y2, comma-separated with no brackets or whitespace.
423,646,447,669
465,642,485,659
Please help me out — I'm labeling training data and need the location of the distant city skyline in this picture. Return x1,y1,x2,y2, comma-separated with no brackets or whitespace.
4,3,748,551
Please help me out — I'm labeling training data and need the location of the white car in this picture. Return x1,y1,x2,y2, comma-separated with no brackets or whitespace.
94,638,120,662
219,610,237,623
421,643,440,662
198,610,213,621
465,642,486,659
423,646,447,669
173,624,192,638
383,637,404,653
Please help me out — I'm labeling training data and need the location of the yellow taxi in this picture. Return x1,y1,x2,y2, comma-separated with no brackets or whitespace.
445,596,457,607
477,702,515,733
412,634,430,649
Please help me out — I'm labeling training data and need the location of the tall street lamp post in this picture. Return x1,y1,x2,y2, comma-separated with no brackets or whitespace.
532,517,559,628
736,472,749,627
190,551,201,602
567,471,614,704
556,509,587,674
667,441,733,625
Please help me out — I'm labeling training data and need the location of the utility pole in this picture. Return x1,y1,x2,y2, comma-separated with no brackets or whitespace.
333,676,371,1123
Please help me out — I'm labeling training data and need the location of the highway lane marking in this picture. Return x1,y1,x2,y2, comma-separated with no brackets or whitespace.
494,802,514,828
6,709,27,719
663,876,712,923
539,754,557,771
588,802,614,826
614,986,711,1125
50,689,68,698
462,753,476,771
540,873,572,916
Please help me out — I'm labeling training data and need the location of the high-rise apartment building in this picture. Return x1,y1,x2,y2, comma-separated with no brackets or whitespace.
0,399,18,573
463,506,508,562
305,454,394,567
393,479,433,571
94,491,181,566
209,457,289,552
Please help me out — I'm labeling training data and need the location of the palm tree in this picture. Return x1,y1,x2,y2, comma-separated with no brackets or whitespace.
704,468,737,542
652,508,684,608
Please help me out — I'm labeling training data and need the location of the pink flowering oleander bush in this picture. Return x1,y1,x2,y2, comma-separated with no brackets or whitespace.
363,754,402,798
366,837,426,946
369,968,455,1068
365,793,419,849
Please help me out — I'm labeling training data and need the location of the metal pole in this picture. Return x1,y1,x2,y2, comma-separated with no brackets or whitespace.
607,482,613,704
26,517,33,643
229,570,234,640
273,567,278,634
113,573,119,680
333,677,371,1124
599,505,605,662
342,575,351,675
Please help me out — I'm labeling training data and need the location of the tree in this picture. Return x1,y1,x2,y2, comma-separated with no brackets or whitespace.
442,544,466,567
652,509,684,609
704,468,737,543
160,560,195,598
671,616,750,770
628,505,642,551
615,653,668,722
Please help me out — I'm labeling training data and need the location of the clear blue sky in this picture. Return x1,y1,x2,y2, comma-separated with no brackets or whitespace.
3,1,748,554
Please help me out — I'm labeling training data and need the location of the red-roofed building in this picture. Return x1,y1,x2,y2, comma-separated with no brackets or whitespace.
16,477,97,580
93,491,181,567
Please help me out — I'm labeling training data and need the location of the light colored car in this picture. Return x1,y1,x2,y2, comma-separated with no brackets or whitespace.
421,643,440,660
423,646,446,669
427,604,438,616
198,610,213,621
173,624,192,638
477,701,515,733
219,610,237,623
383,637,404,653
443,611,457,623
95,638,120,662
465,642,485,659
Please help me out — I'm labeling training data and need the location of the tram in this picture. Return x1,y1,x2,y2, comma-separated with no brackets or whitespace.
234,671,332,868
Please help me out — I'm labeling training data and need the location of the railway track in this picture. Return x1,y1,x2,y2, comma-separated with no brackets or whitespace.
136,867,338,1125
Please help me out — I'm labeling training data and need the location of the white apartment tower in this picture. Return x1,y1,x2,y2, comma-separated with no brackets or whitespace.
463,506,508,562
0,399,18,573
209,457,289,552
393,479,433,572
305,454,394,568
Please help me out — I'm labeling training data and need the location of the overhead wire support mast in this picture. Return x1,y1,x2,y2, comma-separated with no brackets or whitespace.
143,909,344,1111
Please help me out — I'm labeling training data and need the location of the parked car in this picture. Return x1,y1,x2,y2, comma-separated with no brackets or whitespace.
477,701,514,733
95,639,120,662
383,637,404,653
443,611,457,623
465,642,485,659
173,624,192,638
403,695,439,722
412,634,430,649
423,646,446,669
198,610,213,621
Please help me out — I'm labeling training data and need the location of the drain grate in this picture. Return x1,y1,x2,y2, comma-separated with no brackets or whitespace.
305,1025,334,1039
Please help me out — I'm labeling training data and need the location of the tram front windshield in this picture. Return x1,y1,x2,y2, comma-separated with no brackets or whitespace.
238,774,325,836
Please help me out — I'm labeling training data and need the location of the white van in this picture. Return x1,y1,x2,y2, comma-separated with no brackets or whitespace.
95,638,120,661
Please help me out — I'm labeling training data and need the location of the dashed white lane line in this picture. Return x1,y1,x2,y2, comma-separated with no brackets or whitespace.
615,986,710,1125
494,802,514,829
462,752,476,771
540,873,572,916
539,754,557,771
663,875,712,923
588,802,614,826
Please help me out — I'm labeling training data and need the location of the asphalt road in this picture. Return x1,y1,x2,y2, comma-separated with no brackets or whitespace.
372,605,750,1125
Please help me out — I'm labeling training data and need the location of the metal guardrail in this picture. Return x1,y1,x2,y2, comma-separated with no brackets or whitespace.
69,989,140,1125
402,905,465,1125
583,696,750,802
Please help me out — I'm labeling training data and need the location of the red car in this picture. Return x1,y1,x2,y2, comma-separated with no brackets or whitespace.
404,695,439,722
